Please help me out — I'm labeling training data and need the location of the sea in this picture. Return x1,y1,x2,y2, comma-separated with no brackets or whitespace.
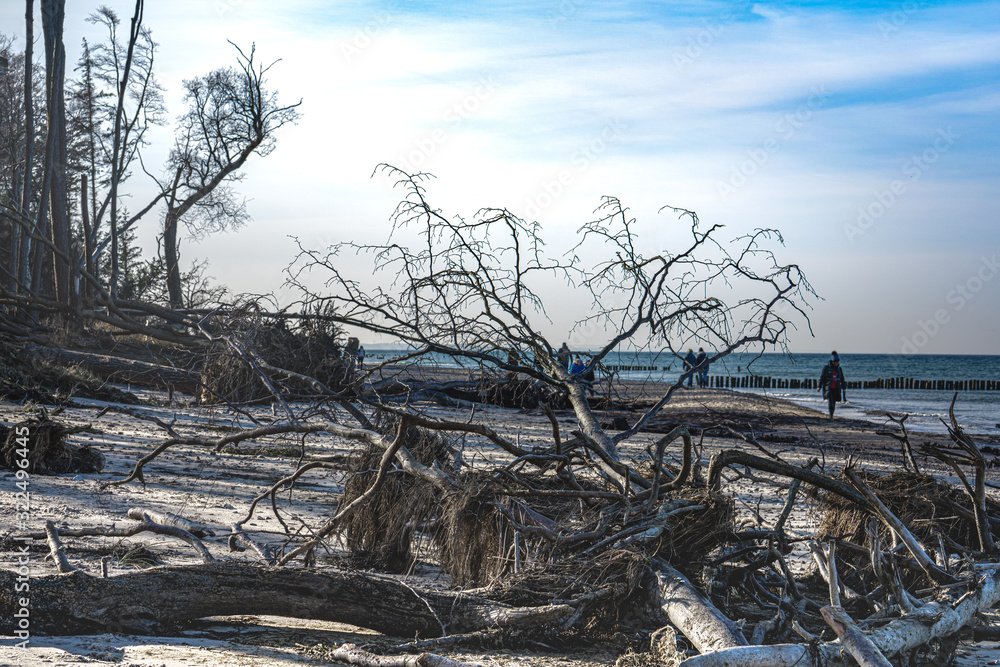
364,349,1000,437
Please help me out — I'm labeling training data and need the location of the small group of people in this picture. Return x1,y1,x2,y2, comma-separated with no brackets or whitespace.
556,342,597,394
683,348,711,388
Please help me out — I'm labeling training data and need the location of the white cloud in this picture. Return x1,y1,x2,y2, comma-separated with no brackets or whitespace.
1,0,997,352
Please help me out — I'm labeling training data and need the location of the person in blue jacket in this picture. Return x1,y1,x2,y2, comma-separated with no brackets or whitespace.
695,348,709,387
683,349,697,387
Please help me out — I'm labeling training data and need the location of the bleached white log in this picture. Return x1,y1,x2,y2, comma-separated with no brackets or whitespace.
654,559,748,654
679,568,1000,667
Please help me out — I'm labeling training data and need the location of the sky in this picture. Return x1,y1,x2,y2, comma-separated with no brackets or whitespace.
2,0,999,355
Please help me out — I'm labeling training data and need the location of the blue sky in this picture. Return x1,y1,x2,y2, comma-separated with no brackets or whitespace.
3,0,998,353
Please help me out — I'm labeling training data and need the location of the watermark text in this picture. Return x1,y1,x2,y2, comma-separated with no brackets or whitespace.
7,424,32,648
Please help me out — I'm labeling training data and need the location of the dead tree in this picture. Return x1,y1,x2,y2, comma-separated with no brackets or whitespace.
11,0,35,293
0,562,572,637
16,0,35,293
82,1,165,297
157,42,300,308
286,165,815,487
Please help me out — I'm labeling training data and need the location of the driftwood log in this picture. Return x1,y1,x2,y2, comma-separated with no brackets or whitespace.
0,562,573,636
653,559,748,653
326,643,480,667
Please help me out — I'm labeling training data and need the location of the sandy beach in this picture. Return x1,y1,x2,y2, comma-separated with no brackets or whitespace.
2,374,999,666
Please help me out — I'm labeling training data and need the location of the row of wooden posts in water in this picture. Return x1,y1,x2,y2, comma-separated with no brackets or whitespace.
602,367,1000,391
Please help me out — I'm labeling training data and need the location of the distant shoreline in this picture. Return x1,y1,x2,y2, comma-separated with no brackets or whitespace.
362,360,1000,443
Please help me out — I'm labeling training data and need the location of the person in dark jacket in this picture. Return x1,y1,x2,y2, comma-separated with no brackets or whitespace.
819,351,847,419
695,348,708,388
683,349,697,387
556,342,571,370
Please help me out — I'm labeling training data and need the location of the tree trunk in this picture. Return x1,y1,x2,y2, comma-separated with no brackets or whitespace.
677,567,1000,666
108,0,145,302
16,0,36,293
565,380,629,488
327,643,476,667
653,559,748,654
80,173,93,302
164,208,182,308
0,562,573,636
821,606,893,667
41,0,71,310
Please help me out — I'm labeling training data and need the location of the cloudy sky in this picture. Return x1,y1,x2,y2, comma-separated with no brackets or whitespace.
4,0,999,354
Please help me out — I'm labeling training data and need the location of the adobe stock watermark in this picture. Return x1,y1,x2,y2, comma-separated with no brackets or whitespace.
673,1,751,70
522,118,626,219
843,127,958,243
395,76,498,173
717,85,828,202
7,423,32,648
214,0,248,18
546,0,581,28
340,2,400,63
878,2,926,38
900,254,998,353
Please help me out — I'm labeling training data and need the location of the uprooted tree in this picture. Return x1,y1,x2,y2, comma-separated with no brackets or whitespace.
3,168,1000,667
283,166,814,487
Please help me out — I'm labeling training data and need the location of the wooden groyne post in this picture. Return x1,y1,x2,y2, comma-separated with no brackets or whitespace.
602,367,1000,391
708,376,1000,391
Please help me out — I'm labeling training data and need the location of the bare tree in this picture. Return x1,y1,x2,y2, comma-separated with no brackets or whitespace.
287,166,814,486
66,38,103,294
155,42,300,308
77,2,165,296
0,2,49,301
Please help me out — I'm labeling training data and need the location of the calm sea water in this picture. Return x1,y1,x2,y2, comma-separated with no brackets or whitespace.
364,349,1000,436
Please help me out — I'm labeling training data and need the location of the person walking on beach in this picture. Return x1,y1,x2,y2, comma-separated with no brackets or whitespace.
696,348,709,388
357,345,366,368
683,349,697,387
819,351,847,419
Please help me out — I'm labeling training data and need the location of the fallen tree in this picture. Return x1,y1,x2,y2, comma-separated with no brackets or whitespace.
0,561,573,636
